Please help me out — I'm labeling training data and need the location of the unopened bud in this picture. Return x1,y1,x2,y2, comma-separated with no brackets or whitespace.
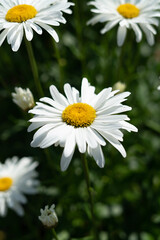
113,82,126,93
12,87,35,111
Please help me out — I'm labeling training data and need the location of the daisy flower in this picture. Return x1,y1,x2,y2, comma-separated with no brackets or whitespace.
0,156,39,216
88,0,160,46
0,0,74,51
28,78,137,171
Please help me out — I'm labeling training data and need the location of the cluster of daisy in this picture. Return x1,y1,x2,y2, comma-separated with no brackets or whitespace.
0,0,140,219
4,0,160,233
0,0,160,51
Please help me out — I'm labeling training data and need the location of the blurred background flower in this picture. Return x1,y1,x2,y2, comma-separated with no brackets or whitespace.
0,157,39,216
88,0,160,46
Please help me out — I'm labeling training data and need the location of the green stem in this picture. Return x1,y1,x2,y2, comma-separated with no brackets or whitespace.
116,44,125,82
44,148,56,171
52,228,59,240
52,39,64,91
81,154,99,240
24,38,44,97
0,76,10,93
74,0,86,76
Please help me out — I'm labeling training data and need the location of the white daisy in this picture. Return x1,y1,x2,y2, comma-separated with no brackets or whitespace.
39,204,58,228
0,156,39,216
12,87,35,111
0,0,74,51
88,0,160,46
28,78,137,171
157,85,160,90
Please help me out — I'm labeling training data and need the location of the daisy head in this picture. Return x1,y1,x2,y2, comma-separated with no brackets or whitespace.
0,0,74,51
28,78,138,171
0,156,39,216
88,0,160,46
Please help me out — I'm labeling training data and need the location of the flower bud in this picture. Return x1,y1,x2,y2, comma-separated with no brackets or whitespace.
113,82,126,93
38,204,58,228
12,87,35,111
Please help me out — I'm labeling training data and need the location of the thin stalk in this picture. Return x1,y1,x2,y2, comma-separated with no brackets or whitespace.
44,148,56,171
74,0,86,76
52,228,59,240
116,44,125,81
24,38,44,97
52,39,64,91
81,154,99,240
0,76,10,92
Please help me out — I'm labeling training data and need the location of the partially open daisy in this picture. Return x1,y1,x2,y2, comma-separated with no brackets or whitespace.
0,0,74,51
28,78,137,171
12,87,35,111
39,204,58,228
0,157,39,216
88,0,160,46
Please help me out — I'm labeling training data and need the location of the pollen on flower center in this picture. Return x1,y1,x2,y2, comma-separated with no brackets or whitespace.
117,3,140,19
5,4,37,23
0,177,13,191
62,103,96,128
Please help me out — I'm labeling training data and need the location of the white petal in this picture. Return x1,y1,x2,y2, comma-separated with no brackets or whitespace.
49,85,68,106
88,144,105,168
117,25,127,47
84,128,98,149
64,83,75,104
35,21,59,42
99,131,126,157
60,129,76,171
23,22,33,41
0,198,7,217
75,128,86,153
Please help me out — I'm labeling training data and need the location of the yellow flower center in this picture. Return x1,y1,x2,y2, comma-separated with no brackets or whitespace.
5,4,37,23
117,3,140,19
62,103,96,128
0,177,13,191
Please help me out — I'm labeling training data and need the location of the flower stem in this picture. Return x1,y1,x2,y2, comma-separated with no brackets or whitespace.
0,76,10,93
52,39,64,91
24,38,44,97
81,154,99,240
73,0,87,77
52,228,59,240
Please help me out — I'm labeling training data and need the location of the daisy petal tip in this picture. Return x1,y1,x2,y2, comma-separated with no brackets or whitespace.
30,141,37,148
82,77,89,82
133,126,138,132
49,85,55,92
99,163,105,168
60,163,68,172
